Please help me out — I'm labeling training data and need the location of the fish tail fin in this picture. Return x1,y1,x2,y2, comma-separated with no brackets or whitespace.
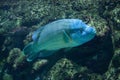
23,42,39,62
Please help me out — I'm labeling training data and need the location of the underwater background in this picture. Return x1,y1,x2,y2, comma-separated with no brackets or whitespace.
0,0,120,80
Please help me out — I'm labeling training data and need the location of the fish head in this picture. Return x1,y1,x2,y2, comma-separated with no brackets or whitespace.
70,19,96,45
81,25,96,41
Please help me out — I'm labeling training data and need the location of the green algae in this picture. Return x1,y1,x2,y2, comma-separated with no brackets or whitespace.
43,58,103,80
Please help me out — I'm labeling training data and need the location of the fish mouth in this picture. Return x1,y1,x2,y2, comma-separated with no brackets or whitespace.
85,26,96,34
92,27,96,34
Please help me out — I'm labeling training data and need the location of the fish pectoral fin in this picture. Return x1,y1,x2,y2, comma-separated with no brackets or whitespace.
39,50,56,58
62,30,72,43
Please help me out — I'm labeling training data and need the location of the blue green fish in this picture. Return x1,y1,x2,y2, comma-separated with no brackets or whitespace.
23,19,96,61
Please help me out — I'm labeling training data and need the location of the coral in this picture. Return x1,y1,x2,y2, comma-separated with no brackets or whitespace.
32,59,48,71
112,50,120,68
114,31,120,48
73,72,102,80
104,67,120,80
109,4,120,30
102,1,120,76
87,15,109,37
7,48,25,68
23,32,32,45
7,48,21,63
43,58,89,80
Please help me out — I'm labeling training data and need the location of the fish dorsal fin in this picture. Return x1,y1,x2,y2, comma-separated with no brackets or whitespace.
63,30,72,43
32,27,44,42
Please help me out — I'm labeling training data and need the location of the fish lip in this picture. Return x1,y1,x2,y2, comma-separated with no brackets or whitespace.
92,27,96,34
85,26,96,34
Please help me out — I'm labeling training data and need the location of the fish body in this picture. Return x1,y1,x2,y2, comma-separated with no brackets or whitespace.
23,19,96,61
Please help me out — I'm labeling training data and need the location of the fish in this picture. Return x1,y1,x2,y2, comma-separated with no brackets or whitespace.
23,19,96,61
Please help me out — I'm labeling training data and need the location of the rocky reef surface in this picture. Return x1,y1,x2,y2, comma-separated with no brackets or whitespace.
0,0,119,80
